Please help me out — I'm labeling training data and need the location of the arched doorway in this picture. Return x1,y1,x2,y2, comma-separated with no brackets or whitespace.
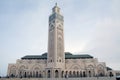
55,70,59,78
33,71,35,77
24,72,27,78
30,72,32,77
73,71,76,77
80,71,82,77
109,72,113,77
88,71,91,77
19,65,26,78
48,70,51,78
97,65,105,77
61,71,64,78
87,65,95,77
83,71,86,77
36,71,38,78
39,71,42,78
10,66,16,77
69,71,72,77
19,71,22,78
98,70,104,77
77,71,79,77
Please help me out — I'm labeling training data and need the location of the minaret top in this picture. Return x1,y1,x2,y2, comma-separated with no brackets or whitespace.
52,3,60,14
55,3,57,6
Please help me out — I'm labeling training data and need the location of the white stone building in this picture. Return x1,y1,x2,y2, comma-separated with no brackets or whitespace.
7,4,115,78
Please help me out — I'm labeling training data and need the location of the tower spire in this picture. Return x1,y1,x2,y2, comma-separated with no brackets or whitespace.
55,2,57,6
52,3,60,14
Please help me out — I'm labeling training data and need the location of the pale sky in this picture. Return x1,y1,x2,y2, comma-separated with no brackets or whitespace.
0,0,120,76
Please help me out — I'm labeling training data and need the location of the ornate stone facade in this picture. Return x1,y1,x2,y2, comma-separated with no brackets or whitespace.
7,4,115,78
7,53,115,78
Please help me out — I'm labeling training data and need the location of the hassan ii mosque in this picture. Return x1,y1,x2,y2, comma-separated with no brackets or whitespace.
7,4,115,78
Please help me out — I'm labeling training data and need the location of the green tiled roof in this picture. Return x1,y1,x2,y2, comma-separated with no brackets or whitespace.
106,67,112,71
21,52,93,59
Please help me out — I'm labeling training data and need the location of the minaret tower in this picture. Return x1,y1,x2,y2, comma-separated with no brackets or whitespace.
47,3,65,69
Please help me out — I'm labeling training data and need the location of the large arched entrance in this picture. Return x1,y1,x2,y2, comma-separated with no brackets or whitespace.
97,65,105,77
9,66,16,77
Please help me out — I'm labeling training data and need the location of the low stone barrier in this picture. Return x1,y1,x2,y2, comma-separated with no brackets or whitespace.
0,77,116,80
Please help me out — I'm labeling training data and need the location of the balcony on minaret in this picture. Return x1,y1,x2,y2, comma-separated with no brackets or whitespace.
52,3,60,14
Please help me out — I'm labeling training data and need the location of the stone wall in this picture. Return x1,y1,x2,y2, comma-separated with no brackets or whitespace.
0,77,116,80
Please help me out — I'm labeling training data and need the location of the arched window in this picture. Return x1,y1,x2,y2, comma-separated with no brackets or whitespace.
51,60,52,62
57,37,63,57
59,59,61,62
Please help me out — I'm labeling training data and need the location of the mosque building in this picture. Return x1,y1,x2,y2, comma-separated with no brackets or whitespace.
7,4,115,78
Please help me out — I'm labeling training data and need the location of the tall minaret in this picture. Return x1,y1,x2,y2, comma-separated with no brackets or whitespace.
47,3,65,69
